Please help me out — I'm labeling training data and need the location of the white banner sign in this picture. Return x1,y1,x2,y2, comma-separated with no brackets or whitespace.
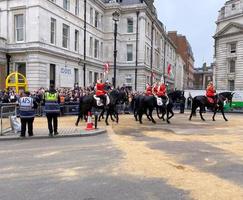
60,66,74,88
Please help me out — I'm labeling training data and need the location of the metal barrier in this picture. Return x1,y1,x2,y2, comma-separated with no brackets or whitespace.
0,103,17,135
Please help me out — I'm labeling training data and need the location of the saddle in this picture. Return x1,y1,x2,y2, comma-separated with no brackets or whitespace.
93,94,110,107
207,97,215,104
156,97,163,106
156,96,169,106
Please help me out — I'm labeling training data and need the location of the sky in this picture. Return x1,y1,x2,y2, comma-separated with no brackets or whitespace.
154,0,226,68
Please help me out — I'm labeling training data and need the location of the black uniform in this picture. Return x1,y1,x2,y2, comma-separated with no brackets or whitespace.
19,94,37,137
44,87,60,136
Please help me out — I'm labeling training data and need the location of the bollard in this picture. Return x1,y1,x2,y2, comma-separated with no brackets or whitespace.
94,111,99,129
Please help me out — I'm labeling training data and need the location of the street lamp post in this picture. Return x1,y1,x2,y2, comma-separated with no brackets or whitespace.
112,11,119,88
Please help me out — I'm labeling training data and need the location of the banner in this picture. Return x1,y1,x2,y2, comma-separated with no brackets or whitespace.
60,66,74,88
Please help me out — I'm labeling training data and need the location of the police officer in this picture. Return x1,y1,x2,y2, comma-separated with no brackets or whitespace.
19,91,37,137
44,81,60,136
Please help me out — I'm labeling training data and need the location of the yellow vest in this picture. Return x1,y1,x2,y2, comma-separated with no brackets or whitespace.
45,92,58,101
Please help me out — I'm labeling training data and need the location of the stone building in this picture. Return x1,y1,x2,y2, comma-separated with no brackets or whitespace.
193,63,213,90
168,31,195,89
174,55,185,90
214,0,243,91
0,0,177,91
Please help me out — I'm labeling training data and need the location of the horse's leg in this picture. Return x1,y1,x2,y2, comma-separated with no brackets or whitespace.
221,107,228,121
138,110,143,124
167,107,174,122
212,108,217,121
199,106,205,121
98,109,105,121
189,102,197,121
149,108,156,124
115,110,119,124
105,109,110,126
146,109,152,121
75,115,80,126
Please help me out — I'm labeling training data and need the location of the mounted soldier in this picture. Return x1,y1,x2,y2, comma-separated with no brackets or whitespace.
145,83,153,96
94,79,109,107
206,81,216,104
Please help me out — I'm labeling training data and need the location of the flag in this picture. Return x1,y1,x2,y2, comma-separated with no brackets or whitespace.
152,71,155,78
167,64,171,75
167,64,174,79
104,63,109,75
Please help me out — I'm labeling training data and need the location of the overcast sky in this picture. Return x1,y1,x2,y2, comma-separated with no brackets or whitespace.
154,0,226,68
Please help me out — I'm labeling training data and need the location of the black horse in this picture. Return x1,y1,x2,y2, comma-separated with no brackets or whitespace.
156,90,184,123
75,89,128,126
135,95,157,124
189,92,234,121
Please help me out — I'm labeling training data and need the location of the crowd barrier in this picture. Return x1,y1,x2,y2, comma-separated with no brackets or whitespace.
0,100,242,120
0,103,17,135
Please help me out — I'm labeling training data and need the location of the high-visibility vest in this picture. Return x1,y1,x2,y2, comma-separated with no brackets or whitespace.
19,97,35,118
44,92,60,114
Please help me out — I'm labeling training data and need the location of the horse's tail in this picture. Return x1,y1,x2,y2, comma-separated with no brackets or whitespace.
191,97,197,116
131,97,135,111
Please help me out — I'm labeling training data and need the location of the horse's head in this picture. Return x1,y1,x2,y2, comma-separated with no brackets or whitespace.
219,92,234,107
168,90,184,102
118,88,130,104
110,89,129,104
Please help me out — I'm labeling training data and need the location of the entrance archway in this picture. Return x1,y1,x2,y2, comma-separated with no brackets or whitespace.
5,71,28,93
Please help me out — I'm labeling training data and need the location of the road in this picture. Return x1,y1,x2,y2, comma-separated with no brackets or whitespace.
0,112,243,200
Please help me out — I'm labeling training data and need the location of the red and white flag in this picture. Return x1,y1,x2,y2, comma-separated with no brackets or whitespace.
167,64,174,78
104,63,110,75
167,64,171,75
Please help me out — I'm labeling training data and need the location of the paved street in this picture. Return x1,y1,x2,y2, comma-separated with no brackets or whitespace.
1,112,243,200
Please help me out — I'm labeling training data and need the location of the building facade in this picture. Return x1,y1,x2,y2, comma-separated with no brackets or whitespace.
0,0,177,92
168,31,195,89
214,0,243,91
174,55,185,90
193,63,213,90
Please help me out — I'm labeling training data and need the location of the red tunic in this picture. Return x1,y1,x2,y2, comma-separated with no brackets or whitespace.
96,83,106,96
157,84,166,97
152,85,158,95
145,85,153,96
206,85,215,97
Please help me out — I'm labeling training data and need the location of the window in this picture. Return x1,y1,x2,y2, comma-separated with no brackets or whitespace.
100,15,103,30
127,44,133,61
100,42,103,59
125,75,132,86
15,14,24,42
230,43,236,53
95,11,99,28
94,72,99,83
75,30,79,51
100,73,104,80
228,80,235,91
127,18,133,33
89,37,93,56
90,7,93,25
89,71,93,85
232,3,236,10
75,0,79,15
50,64,56,87
62,24,69,48
74,68,79,84
50,18,56,44
63,0,70,11
229,59,236,73
16,63,26,76
94,39,99,58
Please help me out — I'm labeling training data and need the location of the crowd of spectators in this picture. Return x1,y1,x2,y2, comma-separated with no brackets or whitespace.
0,84,97,105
